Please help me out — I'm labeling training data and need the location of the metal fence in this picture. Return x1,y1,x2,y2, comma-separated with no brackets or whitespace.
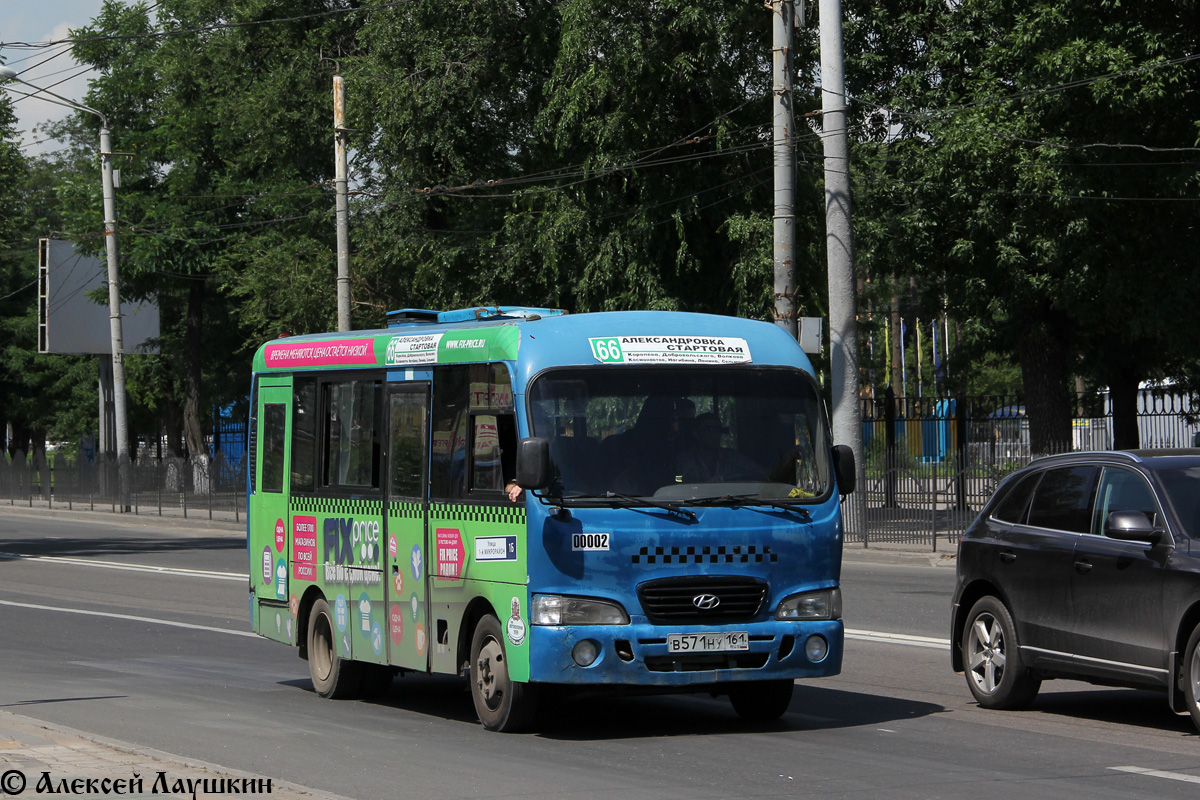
0,452,246,521
844,390,1200,550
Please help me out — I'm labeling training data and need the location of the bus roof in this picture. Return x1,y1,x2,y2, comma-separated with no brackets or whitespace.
251,307,816,382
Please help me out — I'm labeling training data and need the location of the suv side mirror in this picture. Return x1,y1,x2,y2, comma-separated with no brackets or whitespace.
1105,510,1165,544
516,437,551,491
832,444,856,496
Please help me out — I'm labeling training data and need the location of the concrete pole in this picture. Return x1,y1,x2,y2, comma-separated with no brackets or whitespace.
100,126,132,510
771,0,797,338
334,75,352,332
819,0,866,521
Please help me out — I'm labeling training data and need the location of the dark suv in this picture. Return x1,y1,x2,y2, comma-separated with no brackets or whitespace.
951,449,1200,730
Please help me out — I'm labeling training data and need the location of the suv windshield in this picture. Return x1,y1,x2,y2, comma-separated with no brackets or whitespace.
1151,464,1200,538
527,366,831,503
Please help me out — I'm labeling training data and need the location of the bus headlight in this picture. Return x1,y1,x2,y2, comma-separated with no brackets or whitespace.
775,588,841,621
531,595,630,626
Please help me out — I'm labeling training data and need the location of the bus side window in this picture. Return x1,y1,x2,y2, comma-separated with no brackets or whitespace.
431,366,470,499
468,363,516,497
389,391,427,499
291,377,316,493
322,379,382,490
261,403,286,493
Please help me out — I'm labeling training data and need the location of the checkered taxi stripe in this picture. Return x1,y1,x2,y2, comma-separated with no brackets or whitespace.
429,502,525,525
290,496,384,516
632,545,778,565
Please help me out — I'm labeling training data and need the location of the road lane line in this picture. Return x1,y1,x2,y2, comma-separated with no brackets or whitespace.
0,550,247,581
1,551,955,650
0,598,258,638
845,628,950,650
1109,766,1200,785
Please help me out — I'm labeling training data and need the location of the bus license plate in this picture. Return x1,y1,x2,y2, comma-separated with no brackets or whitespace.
667,631,749,653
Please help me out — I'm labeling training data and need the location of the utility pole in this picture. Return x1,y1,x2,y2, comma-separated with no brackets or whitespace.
771,0,797,338
334,75,352,332
100,123,132,510
818,0,866,520
0,67,130,510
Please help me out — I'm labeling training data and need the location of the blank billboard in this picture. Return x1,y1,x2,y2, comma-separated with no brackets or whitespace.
38,238,159,355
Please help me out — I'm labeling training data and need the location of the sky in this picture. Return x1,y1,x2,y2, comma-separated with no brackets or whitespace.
1,1,105,153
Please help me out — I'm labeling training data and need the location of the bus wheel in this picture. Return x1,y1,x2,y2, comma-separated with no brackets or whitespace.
729,679,794,722
308,597,362,699
470,614,537,732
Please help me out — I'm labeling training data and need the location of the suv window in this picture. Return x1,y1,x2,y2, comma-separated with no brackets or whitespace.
1091,467,1161,536
992,471,1039,524
1026,466,1099,533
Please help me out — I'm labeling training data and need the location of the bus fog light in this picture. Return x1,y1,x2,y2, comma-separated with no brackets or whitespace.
804,635,829,663
572,640,600,667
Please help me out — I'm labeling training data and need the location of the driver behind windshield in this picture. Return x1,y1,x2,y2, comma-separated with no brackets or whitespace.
673,412,762,483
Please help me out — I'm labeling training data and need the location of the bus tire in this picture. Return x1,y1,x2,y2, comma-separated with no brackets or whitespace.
729,679,794,722
470,614,537,732
307,597,362,699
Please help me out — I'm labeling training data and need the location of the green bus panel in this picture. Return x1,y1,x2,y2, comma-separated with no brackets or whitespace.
250,380,294,646
290,496,388,665
426,502,528,679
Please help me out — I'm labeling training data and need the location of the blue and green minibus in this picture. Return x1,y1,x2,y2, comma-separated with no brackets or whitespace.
248,307,854,731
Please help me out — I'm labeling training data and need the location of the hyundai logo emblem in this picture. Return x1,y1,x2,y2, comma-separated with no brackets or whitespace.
693,593,721,610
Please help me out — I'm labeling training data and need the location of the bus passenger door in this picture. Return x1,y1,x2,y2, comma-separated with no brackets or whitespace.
250,379,294,644
385,383,431,671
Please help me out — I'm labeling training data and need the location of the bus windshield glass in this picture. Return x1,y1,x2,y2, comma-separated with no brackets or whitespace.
527,366,831,503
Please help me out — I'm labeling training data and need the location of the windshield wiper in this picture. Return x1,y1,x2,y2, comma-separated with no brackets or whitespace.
561,491,697,522
687,493,812,520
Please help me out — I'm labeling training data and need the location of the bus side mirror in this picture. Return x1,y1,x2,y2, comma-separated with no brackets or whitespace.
832,445,855,496
516,437,551,490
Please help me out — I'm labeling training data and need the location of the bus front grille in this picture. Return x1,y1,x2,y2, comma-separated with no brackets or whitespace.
637,576,767,624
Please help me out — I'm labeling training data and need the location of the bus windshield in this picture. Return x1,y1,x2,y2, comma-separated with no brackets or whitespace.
527,366,831,503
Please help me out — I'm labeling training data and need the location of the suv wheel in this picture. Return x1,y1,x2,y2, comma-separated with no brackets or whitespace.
963,596,1040,709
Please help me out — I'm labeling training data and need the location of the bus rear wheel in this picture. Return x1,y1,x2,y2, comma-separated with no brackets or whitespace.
470,614,537,732
308,597,362,699
729,679,794,722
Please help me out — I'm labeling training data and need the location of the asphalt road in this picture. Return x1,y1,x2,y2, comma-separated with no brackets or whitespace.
0,507,1197,800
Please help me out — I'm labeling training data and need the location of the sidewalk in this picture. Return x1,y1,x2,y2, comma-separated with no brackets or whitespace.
841,538,959,567
0,500,244,535
0,710,351,800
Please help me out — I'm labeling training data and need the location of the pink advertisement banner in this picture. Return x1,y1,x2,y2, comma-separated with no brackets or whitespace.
264,339,377,368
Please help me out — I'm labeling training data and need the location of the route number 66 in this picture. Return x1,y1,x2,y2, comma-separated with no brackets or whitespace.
590,338,624,363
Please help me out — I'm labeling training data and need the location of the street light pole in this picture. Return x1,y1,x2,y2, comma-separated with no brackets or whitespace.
0,66,131,508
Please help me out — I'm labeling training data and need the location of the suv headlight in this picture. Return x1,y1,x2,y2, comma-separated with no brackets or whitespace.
775,588,841,620
531,595,630,626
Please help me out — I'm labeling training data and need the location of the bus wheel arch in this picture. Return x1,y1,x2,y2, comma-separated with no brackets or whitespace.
457,598,496,676
296,585,327,662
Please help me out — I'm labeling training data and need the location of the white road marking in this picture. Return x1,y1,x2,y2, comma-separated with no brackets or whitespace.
1109,766,1200,785
845,628,949,650
0,598,258,638
0,550,247,581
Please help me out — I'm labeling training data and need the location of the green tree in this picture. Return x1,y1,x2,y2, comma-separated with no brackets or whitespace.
847,0,1200,452
66,0,359,458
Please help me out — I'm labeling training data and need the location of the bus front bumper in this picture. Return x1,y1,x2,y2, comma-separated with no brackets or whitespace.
526,619,843,687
